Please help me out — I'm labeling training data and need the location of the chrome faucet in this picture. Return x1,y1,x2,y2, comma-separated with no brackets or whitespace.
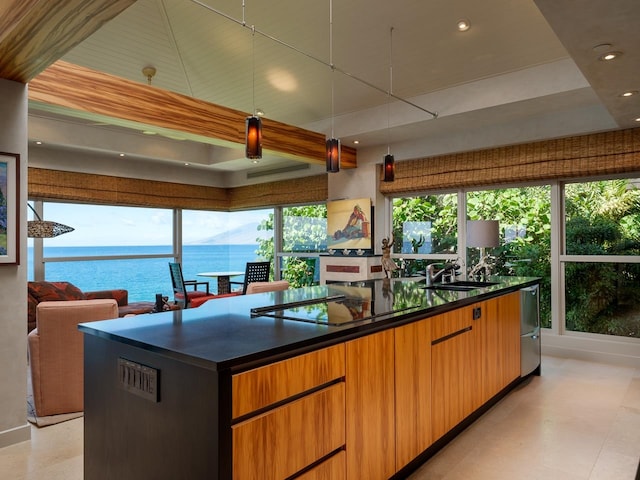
426,262,460,286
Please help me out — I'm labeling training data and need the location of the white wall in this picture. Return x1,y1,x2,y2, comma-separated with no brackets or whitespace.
0,79,29,447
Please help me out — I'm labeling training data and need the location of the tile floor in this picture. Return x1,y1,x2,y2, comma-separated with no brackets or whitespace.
1,356,639,480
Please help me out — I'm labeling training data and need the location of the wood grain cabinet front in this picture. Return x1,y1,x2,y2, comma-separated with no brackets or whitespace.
296,451,346,480
232,383,345,480
430,308,479,441
231,344,346,479
232,343,345,419
394,318,432,470
345,330,396,480
477,292,521,403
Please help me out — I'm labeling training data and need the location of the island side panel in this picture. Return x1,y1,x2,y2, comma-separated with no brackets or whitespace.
83,334,223,480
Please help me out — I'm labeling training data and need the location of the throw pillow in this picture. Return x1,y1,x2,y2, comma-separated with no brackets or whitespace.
29,281,86,302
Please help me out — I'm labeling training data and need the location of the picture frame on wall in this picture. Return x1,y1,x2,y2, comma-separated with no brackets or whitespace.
0,152,20,265
326,197,373,253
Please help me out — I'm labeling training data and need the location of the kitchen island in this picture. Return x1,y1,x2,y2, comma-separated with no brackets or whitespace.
79,275,539,480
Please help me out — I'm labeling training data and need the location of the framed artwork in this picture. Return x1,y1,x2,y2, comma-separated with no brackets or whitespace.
0,152,20,265
326,197,373,252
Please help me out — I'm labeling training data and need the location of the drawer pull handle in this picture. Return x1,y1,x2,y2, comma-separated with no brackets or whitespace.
432,326,473,346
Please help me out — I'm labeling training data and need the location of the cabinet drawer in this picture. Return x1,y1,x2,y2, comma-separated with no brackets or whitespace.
296,451,345,480
430,307,474,341
232,383,345,480
232,344,345,418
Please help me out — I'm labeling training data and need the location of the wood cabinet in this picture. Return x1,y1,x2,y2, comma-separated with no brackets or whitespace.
231,344,345,419
345,330,396,480
232,344,346,480
394,318,432,470
430,308,480,441
232,383,345,480
475,293,521,404
296,451,346,480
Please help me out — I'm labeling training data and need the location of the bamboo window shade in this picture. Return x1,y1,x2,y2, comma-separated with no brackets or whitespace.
379,127,640,195
27,167,328,210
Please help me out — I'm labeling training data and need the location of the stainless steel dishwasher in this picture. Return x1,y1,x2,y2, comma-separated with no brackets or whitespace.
520,284,541,376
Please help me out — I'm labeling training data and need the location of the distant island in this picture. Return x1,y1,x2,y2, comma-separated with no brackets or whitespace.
190,221,270,245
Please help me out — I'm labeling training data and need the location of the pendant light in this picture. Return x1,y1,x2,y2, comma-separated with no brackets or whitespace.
27,203,74,238
326,0,340,173
383,27,395,182
246,25,262,160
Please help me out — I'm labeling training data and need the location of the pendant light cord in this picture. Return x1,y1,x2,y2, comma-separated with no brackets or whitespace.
252,24,256,116
330,0,335,138
27,202,43,221
387,26,393,155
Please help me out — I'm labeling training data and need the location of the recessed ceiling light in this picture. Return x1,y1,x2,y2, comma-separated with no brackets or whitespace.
184,162,190,166
353,140,359,144
635,117,640,122
251,159,260,164
599,51,622,61
457,19,470,32
35,141,42,145
620,91,638,97
119,153,125,157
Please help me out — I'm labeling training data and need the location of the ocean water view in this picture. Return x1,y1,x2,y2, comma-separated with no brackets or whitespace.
28,244,261,302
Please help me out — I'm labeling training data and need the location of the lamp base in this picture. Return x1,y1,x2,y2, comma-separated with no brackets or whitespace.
468,247,493,279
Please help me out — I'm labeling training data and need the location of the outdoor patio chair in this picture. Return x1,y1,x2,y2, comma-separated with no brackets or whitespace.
230,261,270,294
169,262,215,308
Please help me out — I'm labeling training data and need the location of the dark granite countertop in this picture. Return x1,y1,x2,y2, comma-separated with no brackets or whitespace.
79,276,539,372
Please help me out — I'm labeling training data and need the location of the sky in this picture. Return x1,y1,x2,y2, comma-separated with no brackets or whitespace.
29,203,271,247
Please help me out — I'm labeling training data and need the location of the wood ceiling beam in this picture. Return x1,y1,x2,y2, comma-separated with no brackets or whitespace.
0,0,137,83
28,61,357,168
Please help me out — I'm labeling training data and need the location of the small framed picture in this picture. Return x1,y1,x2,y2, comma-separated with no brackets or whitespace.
0,152,20,265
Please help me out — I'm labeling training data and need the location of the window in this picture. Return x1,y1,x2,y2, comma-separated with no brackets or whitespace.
467,186,551,328
181,209,272,292
28,203,274,302
563,179,640,336
279,204,326,287
29,202,173,301
391,194,458,276
392,194,458,255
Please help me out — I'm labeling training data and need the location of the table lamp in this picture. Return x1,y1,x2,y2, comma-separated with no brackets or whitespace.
467,220,499,278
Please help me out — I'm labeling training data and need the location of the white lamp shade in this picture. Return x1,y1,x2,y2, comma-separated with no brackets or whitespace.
467,220,499,248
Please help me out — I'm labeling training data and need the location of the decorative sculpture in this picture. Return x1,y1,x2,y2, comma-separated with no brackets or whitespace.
381,236,398,278
411,234,425,253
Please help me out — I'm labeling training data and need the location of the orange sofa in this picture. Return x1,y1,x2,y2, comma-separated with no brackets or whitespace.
27,281,155,333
